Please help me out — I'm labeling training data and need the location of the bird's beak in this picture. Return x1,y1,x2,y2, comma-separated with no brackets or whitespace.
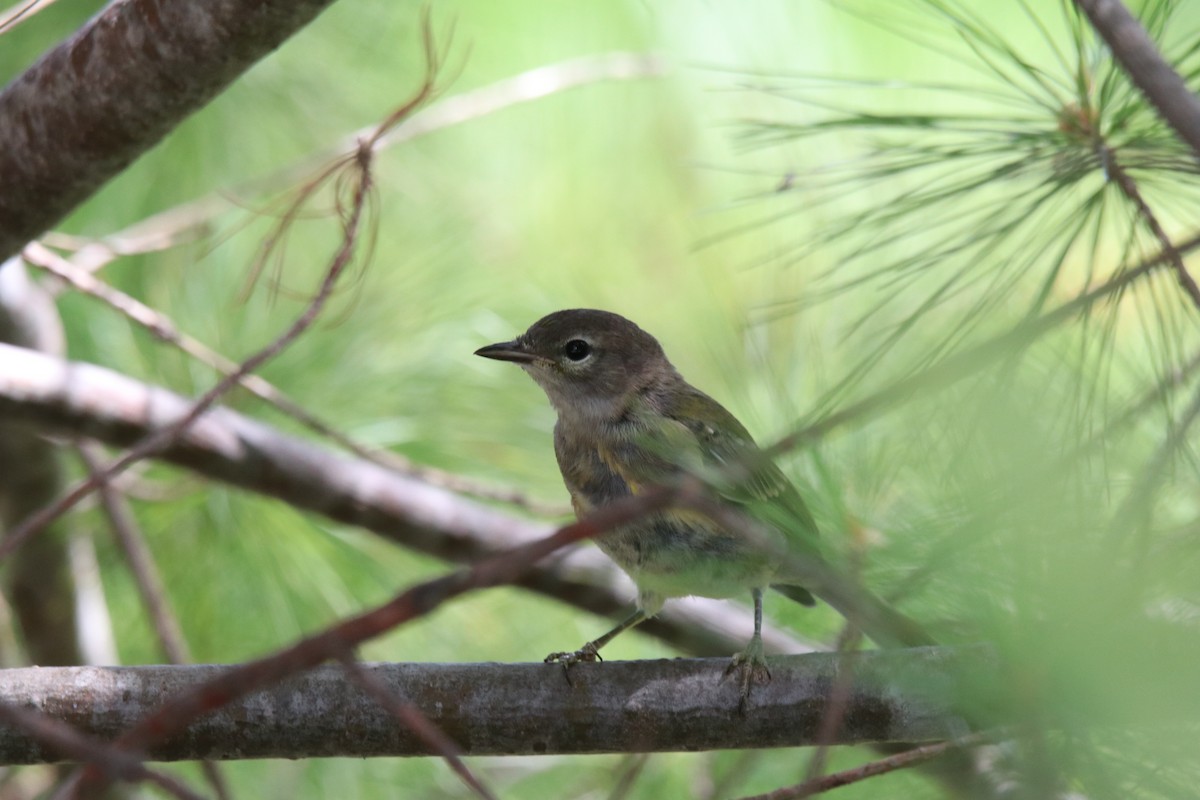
474,339,536,364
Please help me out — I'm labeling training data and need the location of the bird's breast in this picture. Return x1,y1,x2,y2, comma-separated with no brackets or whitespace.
556,431,774,599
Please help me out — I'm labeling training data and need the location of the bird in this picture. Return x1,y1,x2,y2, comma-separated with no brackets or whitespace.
475,308,928,704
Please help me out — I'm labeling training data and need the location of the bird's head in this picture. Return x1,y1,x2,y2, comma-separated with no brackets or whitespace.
475,309,674,421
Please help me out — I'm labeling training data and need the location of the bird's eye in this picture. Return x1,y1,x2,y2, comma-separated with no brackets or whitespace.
563,339,591,361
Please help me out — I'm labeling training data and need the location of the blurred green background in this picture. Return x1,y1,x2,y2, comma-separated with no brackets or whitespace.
3,0,1199,797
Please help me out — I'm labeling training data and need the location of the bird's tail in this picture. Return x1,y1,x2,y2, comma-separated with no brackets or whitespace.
772,583,816,607
775,577,934,649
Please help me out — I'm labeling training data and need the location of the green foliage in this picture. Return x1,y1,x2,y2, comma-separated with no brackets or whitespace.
5,0,1200,796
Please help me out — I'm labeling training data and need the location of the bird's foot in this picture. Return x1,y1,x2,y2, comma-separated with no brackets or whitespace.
724,635,771,714
544,642,602,685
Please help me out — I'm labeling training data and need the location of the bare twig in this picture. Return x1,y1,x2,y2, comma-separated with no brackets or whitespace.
74,444,190,664
67,52,667,264
796,521,869,795
0,0,51,34
0,256,79,668
78,428,231,800
337,655,497,800
607,754,651,800
118,486,678,752
799,627,863,796
371,52,665,149
1100,147,1200,309
1074,0,1200,162
735,732,995,800
78,442,230,799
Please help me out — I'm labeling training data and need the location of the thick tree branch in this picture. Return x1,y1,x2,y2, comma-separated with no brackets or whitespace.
0,342,813,660
0,0,343,261
1074,0,1200,162
0,649,988,762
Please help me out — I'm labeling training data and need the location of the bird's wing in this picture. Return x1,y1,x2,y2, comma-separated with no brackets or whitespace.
663,387,820,538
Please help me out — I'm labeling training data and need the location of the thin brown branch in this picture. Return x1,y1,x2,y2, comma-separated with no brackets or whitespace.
77,444,230,798
1074,0,1200,161
799,627,863,796
237,13,440,298
75,444,190,664
1100,147,1200,309
0,703,203,800
607,754,651,800
0,249,348,559
338,655,497,800
796,522,871,795
0,0,59,35
735,732,995,800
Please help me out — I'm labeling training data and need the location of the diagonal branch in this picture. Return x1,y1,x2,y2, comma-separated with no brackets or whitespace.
1101,147,1200,309
0,0,345,260
735,732,995,800
1074,0,1200,162
337,654,497,800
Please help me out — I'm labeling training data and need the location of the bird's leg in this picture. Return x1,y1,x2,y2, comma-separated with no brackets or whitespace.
545,609,647,679
725,587,771,712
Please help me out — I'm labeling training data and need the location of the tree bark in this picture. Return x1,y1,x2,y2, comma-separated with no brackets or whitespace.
0,648,988,762
0,0,343,261
1074,0,1200,162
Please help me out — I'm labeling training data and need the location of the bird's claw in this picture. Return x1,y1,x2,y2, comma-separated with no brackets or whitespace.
544,643,603,665
544,643,602,685
724,637,771,715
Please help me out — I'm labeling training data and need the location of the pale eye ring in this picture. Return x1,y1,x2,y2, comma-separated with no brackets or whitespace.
563,339,591,361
